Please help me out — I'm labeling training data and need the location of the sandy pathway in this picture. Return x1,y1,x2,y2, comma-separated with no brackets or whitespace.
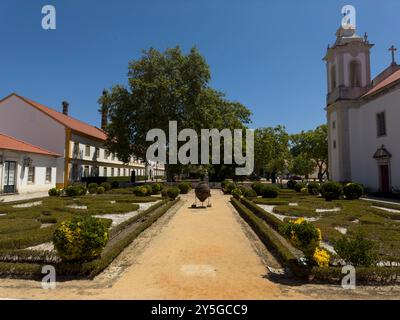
1,190,400,299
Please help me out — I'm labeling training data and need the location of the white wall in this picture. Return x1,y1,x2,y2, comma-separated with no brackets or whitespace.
0,150,57,194
0,96,66,184
349,88,400,191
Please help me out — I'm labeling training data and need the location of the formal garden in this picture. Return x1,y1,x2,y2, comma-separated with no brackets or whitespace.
226,179,400,284
0,181,188,279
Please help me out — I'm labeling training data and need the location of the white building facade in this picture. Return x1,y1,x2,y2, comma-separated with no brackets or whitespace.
0,133,58,194
0,94,164,190
325,24,400,193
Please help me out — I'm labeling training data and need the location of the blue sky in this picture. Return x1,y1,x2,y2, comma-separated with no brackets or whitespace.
1,0,399,133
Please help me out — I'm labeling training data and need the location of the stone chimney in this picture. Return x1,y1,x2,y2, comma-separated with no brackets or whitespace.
101,90,108,130
62,101,69,116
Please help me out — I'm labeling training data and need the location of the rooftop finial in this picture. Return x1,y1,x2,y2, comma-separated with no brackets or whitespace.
389,45,397,65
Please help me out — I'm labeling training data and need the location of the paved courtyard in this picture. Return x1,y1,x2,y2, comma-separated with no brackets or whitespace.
1,190,400,299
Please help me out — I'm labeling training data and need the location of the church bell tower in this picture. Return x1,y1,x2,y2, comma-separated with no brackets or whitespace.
324,24,373,182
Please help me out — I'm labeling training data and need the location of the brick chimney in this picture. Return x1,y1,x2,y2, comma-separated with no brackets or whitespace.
101,90,108,130
62,101,69,116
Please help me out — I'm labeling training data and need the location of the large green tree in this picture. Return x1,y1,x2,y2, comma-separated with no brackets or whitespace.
100,46,251,181
290,124,328,181
254,126,290,181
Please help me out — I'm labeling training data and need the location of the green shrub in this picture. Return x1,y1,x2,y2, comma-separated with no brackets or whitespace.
48,188,60,197
343,182,364,200
53,216,109,262
150,183,162,195
97,186,105,194
231,188,243,200
133,186,148,197
321,181,343,201
100,182,111,191
72,183,87,196
166,187,180,200
244,189,257,199
64,186,82,197
224,182,236,195
334,232,378,266
260,185,279,198
287,179,297,190
251,182,264,196
144,184,153,195
280,219,321,259
221,180,232,189
178,182,191,194
294,182,306,193
308,182,320,195
88,183,99,194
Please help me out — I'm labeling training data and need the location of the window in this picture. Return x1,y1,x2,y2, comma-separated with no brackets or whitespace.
28,167,35,183
105,150,110,159
118,168,120,176
111,153,115,161
332,121,336,129
103,167,107,177
111,168,114,177
377,112,386,137
123,168,126,176
333,140,337,149
73,142,79,157
349,60,361,87
95,147,100,159
85,145,91,157
84,166,90,177
330,65,337,92
45,167,52,183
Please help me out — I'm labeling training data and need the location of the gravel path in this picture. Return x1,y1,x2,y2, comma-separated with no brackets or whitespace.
1,190,400,299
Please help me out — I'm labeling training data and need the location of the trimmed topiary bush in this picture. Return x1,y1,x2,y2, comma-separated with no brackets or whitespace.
178,182,191,194
150,183,162,195
244,188,257,200
53,216,109,262
224,182,236,195
321,181,343,201
308,182,320,195
294,182,307,193
88,183,99,194
144,184,153,195
231,188,243,200
48,188,61,197
166,187,180,200
343,182,364,200
97,186,105,194
64,186,82,197
260,185,279,198
100,182,111,191
133,186,148,197
251,182,264,196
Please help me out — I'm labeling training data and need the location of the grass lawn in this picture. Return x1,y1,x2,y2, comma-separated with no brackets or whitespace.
253,189,400,262
0,194,162,250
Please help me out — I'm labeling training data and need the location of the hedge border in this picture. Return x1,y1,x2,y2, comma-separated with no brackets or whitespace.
231,198,305,276
240,198,400,284
0,198,180,279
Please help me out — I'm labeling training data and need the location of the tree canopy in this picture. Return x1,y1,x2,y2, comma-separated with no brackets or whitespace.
100,46,252,180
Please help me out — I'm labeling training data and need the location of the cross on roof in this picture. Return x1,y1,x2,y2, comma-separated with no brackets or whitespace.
389,45,397,65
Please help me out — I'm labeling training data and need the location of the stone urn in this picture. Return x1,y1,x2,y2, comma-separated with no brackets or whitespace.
195,182,211,203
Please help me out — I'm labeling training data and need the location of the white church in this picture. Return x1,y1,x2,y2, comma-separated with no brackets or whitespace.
325,23,400,193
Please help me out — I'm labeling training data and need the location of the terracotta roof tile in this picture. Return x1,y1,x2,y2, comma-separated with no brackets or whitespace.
363,69,400,98
2,94,107,141
0,133,60,157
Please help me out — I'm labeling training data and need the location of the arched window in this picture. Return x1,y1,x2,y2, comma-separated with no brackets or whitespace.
349,60,362,87
330,65,337,92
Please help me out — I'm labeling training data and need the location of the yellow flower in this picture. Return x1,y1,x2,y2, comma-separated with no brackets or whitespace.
313,247,330,267
294,217,305,225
